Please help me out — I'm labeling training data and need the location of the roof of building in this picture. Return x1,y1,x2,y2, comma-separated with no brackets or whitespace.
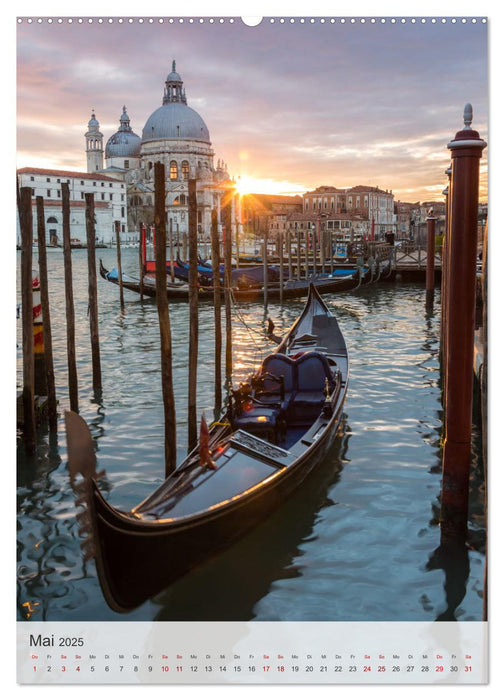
18,167,123,183
142,65,210,144
304,185,394,196
242,193,303,209
106,106,142,158
142,102,210,143
304,186,345,195
347,185,392,195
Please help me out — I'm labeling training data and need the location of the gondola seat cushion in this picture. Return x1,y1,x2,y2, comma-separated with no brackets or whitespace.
256,354,296,408
290,352,336,421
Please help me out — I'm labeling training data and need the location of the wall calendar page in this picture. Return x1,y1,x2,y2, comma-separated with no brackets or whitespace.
14,2,490,692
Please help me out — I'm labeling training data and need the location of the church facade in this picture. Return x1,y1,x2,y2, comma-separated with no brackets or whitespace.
88,62,233,240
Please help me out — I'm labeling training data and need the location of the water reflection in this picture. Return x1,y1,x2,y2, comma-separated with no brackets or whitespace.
425,535,470,621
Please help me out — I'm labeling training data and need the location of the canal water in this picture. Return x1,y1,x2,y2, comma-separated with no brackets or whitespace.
16,248,486,622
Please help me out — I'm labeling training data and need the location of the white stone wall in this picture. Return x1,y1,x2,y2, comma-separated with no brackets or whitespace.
17,170,128,241
16,201,114,246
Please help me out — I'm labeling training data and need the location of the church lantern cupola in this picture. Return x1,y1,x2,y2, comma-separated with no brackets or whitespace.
163,60,187,105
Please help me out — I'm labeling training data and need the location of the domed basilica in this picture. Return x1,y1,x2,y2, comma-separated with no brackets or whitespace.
85,61,232,238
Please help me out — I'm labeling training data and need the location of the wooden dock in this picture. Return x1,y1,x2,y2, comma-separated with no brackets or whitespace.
393,245,442,282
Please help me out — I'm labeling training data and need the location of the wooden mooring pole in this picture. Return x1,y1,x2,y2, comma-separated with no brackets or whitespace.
287,229,293,282
263,237,268,309
187,178,199,451
154,162,177,476
36,196,57,431
297,229,301,280
211,208,222,413
62,183,79,413
440,104,486,540
304,229,313,280
223,200,233,378
85,194,103,394
19,186,36,452
279,229,284,305
169,218,175,283
425,211,436,308
139,222,145,301
114,219,125,312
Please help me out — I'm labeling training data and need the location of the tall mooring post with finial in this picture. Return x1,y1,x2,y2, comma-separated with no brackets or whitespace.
439,172,451,381
440,104,486,540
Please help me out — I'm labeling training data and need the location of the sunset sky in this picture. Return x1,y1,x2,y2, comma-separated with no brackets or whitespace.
16,12,488,202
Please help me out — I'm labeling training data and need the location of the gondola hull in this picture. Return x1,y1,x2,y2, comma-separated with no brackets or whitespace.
67,283,349,612
88,406,344,612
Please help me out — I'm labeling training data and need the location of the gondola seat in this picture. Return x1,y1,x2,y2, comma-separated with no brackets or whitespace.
251,351,338,427
255,353,296,410
289,352,336,422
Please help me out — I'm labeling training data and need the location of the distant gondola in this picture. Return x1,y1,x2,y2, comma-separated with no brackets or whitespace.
98,259,366,301
66,283,349,612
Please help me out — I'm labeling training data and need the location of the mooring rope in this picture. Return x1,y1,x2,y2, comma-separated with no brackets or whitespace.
228,287,275,359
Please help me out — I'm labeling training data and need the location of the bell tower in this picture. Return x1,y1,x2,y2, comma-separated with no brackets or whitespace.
85,110,104,172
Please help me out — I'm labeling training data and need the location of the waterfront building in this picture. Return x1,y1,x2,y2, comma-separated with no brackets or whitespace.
241,194,302,239
409,200,446,245
395,200,416,240
303,186,346,214
16,167,128,246
302,185,395,239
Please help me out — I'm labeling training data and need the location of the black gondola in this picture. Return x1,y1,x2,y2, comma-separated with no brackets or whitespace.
65,284,349,612
99,259,367,301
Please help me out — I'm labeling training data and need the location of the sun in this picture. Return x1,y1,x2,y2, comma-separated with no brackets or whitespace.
235,175,306,197
235,175,260,196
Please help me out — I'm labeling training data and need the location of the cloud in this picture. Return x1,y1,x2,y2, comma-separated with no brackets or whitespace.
16,19,488,201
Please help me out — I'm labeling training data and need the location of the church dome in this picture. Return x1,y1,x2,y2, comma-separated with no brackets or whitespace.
105,106,141,158
142,103,210,143
141,61,210,144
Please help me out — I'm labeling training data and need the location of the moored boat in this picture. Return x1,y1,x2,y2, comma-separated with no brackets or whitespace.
99,259,364,301
66,283,349,612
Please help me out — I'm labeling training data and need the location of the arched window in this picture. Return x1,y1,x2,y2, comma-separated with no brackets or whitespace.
179,194,186,205
181,161,190,179
170,161,178,180
47,216,58,223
